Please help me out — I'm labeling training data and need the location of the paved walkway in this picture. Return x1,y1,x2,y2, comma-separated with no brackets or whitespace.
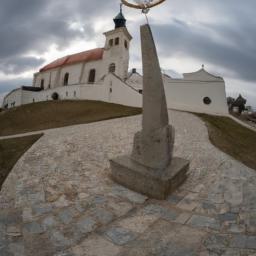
1,110,256,256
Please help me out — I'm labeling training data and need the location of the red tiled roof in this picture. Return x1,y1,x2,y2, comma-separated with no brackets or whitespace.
40,48,104,72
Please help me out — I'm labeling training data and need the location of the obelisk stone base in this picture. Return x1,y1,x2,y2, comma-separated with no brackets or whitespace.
110,156,189,200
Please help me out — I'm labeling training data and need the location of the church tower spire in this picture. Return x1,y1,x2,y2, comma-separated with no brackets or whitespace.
113,4,126,29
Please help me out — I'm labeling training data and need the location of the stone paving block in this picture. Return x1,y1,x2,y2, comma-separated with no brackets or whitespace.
58,207,77,225
174,212,192,224
120,219,205,256
177,194,199,211
32,203,53,216
6,225,22,237
76,217,97,234
218,212,238,223
157,242,200,256
230,234,247,248
229,234,256,249
53,195,70,208
50,230,73,249
72,235,121,256
227,223,245,234
167,194,184,205
107,201,133,217
92,195,106,205
198,201,218,215
188,215,220,230
22,207,34,223
118,214,158,233
92,208,114,225
110,185,147,204
142,204,179,221
203,233,230,253
247,236,256,250
54,252,75,256
0,209,22,225
23,221,44,234
8,241,25,256
104,227,136,245
42,216,58,229
245,211,256,233
27,191,45,205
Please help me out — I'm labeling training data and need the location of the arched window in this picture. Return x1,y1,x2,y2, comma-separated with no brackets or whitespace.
124,40,128,49
109,63,116,73
64,73,69,86
88,69,96,83
40,79,44,89
115,37,119,45
109,39,113,47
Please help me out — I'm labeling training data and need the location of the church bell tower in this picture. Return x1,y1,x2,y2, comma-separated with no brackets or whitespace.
103,5,132,80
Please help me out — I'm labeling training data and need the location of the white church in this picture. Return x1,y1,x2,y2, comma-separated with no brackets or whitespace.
2,8,228,115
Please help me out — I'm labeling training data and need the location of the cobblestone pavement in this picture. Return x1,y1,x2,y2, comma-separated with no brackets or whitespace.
1,110,256,256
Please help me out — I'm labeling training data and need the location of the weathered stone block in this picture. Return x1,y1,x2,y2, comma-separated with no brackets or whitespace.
110,156,189,200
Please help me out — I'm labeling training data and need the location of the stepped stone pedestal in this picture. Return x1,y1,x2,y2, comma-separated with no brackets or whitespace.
110,24,189,200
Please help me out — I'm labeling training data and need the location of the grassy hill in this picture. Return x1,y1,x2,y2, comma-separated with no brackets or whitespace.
197,114,256,170
0,134,42,190
0,100,142,136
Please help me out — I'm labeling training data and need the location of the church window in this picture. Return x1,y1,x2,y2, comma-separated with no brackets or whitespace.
124,40,128,49
74,91,76,97
66,91,68,97
109,63,116,73
40,79,44,89
115,37,119,45
88,69,96,83
64,73,69,86
109,39,113,47
203,97,212,105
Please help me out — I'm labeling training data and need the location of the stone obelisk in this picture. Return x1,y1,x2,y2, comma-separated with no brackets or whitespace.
110,24,189,199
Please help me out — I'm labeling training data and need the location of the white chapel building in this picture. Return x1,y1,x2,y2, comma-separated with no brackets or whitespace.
2,8,228,115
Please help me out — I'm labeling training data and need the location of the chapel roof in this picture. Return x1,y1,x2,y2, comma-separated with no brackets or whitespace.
40,48,104,72
183,67,223,81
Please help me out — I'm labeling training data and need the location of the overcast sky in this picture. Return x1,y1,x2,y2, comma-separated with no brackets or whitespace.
0,0,255,108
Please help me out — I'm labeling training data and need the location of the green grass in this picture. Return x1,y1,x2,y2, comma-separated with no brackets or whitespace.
0,100,142,136
0,134,42,190
197,114,256,170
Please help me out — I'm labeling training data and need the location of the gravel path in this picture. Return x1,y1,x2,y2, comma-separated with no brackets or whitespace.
0,110,256,256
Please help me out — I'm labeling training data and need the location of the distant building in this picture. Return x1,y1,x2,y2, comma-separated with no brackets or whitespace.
2,7,228,116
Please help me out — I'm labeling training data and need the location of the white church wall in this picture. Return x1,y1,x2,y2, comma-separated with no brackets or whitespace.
50,70,59,89
81,60,104,84
80,84,108,101
105,75,142,108
34,71,51,89
60,63,83,86
2,88,22,108
164,80,228,115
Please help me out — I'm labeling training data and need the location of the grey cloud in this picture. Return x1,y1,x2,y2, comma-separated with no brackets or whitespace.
0,78,32,93
0,0,119,75
0,56,44,74
152,18,256,82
